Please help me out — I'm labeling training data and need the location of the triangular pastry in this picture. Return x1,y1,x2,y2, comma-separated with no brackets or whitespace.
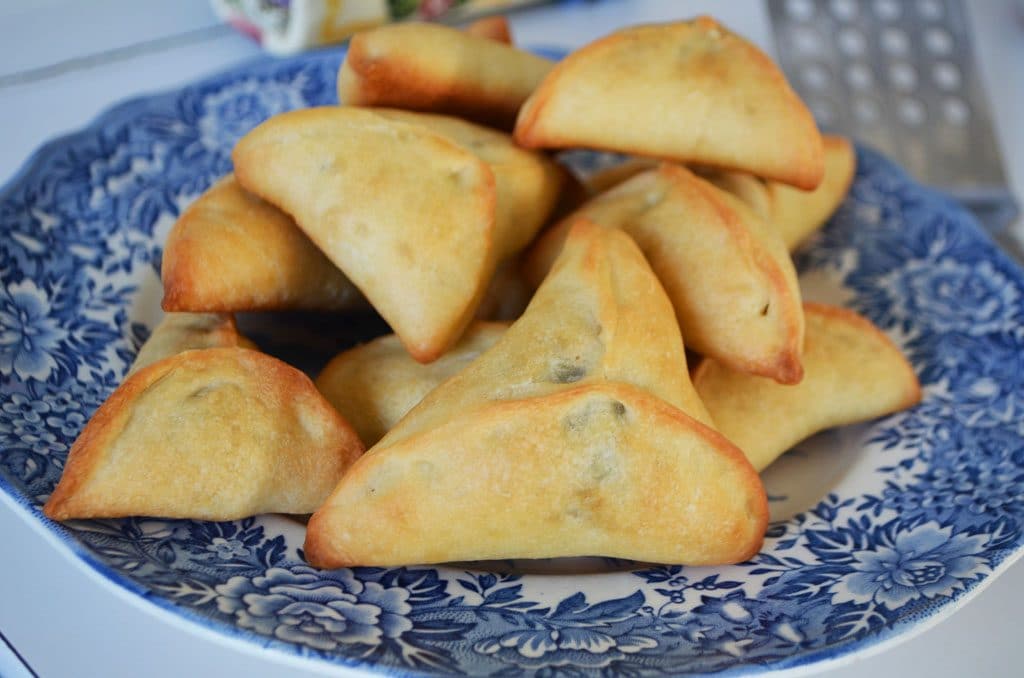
693,167,773,220
515,17,824,189
583,138,853,253
587,160,774,224
766,135,856,250
338,22,553,129
128,312,256,375
692,303,921,471
233,106,497,362
161,175,366,313
305,221,766,567
370,109,565,258
369,218,713,430
696,135,855,250
168,111,563,319
525,163,805,384
44,348,364,521
317,322,508,447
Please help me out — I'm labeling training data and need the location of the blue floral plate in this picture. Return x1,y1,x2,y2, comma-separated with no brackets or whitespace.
2,47,1024,676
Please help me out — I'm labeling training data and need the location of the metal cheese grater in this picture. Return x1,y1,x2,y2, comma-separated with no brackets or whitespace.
767,0,1021,257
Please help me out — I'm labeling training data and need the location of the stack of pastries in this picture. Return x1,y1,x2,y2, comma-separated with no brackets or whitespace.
45,16,921,568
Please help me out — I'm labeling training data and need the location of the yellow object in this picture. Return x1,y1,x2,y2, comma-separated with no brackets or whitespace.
161,175,365,313
339,22,554,128
581,136,856,253
44,348,364,521
305,221,766,567
525,163,805,384
129,312,256,376
233,106,497,363
515,17,824,189
370,108,565,258
768,136,857,250
693,303,921,471
317,321,508,447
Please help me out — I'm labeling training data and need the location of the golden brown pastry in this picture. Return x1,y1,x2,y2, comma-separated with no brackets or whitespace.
694,135,855,250
233,106,497,363
317,322,508,447
369,109,565,258
525,163,805,384
44,348,364,521
167,113,562,319
692,303,921,471
305,221,766,568
338,22,553,129
435,219,713,427
515,17,824,189
128,312,256,375
693,167,773,221
584,141,854,253
161,175,365,313
767,135,857,250
464,15,512,44
586,160,774,223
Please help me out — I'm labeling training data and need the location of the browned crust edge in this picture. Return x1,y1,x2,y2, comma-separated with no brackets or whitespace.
160,208,205,312
800,302,922,408
514,16,824,189
158,192,319,313
341,30,530,130
523,164,804,383
43,347,364,521
303,381,767,569
231,107,499,364
772,135,858,252
316,320,511,387
692,302,923,410
677,165,805,384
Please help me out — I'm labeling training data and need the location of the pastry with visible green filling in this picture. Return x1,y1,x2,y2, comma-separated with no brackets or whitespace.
305,220,766,568
525,162,805,384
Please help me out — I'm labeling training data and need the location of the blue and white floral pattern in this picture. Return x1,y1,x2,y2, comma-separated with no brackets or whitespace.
2,48,1024,675
0,279,68,382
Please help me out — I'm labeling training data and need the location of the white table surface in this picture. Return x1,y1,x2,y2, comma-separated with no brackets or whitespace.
0,0,1022,675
